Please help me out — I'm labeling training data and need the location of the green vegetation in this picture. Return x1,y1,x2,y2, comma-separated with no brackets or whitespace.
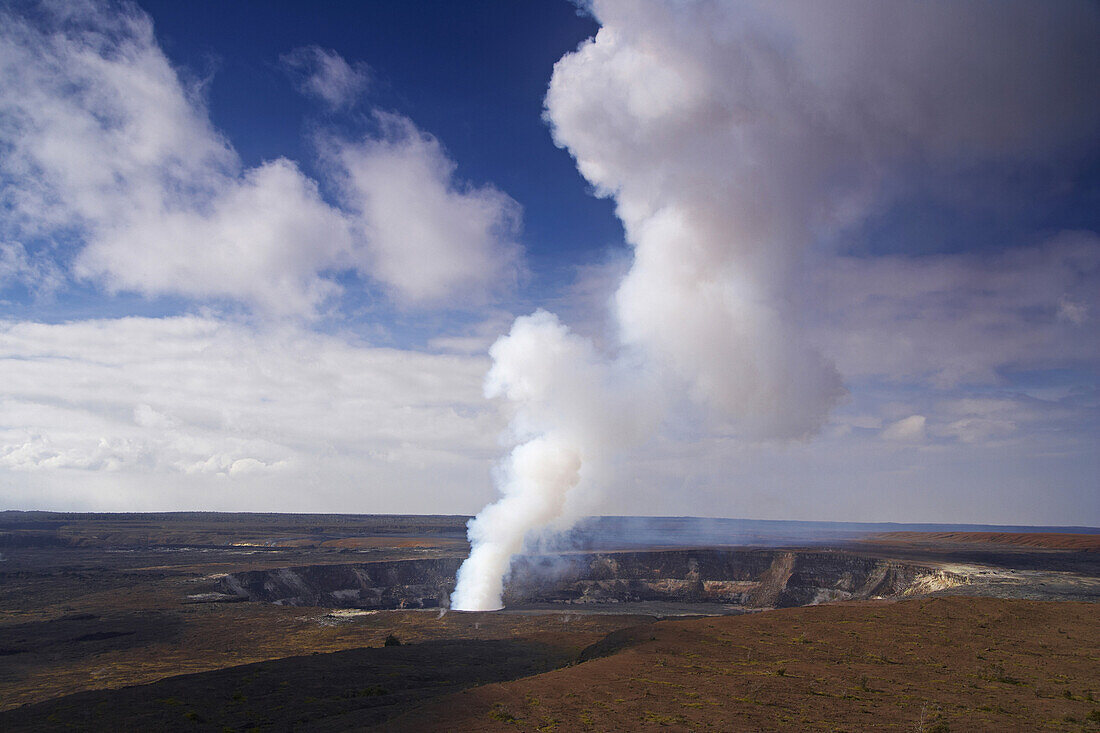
488,703,522,724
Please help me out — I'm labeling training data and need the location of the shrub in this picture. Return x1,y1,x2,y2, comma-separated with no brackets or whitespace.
489,704,520,723
384,634,401,647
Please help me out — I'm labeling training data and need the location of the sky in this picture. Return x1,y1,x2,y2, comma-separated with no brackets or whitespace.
0,0,1097,527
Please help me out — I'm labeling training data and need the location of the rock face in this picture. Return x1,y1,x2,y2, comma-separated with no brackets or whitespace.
218,559,464,609
216,549,966,610
503,550,963,608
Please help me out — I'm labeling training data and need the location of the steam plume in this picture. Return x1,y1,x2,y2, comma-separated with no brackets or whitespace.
452,0,1100,610
450,311,653,610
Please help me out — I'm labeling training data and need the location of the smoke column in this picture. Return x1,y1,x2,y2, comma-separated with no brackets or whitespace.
450,311,655,610
451,0,1100,611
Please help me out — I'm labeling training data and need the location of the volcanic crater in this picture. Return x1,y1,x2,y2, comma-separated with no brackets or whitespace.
215,548,968,612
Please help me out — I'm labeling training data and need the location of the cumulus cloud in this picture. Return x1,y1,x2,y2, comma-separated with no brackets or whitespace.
0,2,235,231
328,113,523,307
75,158,354,315
281,45,369,109
0,2,521,315
0,2,349,315
0,316,504,509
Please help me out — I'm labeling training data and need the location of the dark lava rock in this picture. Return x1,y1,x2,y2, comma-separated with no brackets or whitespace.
0,638,572,732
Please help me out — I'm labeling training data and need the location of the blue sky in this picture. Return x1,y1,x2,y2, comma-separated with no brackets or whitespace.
143,0,625,298
0,0,1097,527
2,0,623,331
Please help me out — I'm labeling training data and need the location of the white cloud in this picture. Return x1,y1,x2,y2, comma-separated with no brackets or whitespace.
281,45,369,109
0,3,350,315
0,312,1092,522
0,2,235,234
0,242,64,295
0,316,504,510
328,113,523,307
881,415,926,442
0,2,521,316
74,158,354,316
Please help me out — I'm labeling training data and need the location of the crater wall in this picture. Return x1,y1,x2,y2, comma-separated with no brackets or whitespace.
216,549,966,610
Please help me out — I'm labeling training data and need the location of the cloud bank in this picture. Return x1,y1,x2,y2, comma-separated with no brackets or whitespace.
0,316,502,511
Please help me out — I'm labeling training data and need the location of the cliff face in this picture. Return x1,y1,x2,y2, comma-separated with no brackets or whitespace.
502,550,963,608
216,549,966,610
219,558,464,609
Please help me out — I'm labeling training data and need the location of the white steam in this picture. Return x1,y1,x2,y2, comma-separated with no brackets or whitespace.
452,0,1100,610
450,311,653,610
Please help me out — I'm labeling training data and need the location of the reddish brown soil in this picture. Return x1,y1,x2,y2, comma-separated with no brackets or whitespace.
867,531,1100,551
387,597,1100,732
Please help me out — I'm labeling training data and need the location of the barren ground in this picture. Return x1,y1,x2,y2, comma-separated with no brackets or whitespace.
1,513,1097,731
865,531,1100,552
388,596,1100,732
